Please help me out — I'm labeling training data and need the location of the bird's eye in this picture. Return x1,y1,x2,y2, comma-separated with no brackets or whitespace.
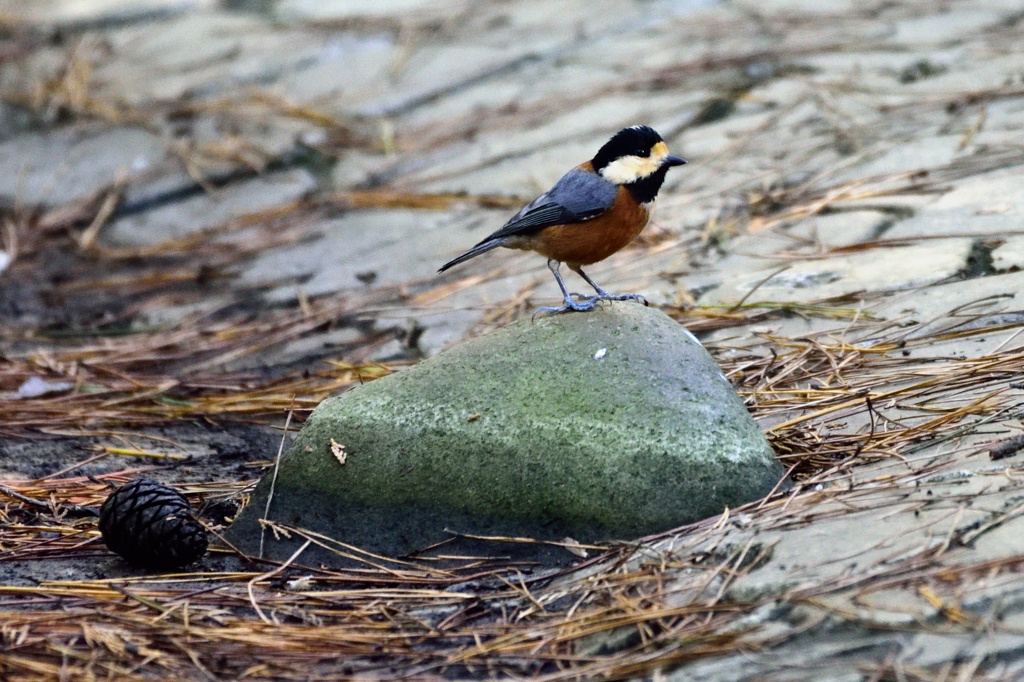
635,149,650,157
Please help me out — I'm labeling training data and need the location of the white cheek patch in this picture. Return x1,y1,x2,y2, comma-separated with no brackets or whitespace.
599,142,669,184
600,155,659,184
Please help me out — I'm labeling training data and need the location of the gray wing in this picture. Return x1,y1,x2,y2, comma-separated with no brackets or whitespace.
483,168,618,241
437,169,618,273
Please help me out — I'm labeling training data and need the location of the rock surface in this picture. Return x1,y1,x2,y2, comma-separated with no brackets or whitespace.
228,302,783,563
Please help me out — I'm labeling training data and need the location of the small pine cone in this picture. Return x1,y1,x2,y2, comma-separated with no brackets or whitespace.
99,479,208,569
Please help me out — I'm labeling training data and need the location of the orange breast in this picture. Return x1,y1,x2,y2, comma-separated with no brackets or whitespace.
530,186,649,267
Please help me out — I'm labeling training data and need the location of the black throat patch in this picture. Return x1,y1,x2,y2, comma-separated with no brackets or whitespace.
624,165,671,204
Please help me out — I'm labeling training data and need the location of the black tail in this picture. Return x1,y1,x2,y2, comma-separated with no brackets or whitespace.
437,237,508,273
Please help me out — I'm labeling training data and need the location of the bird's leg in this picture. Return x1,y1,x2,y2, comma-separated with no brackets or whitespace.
533,260,599,316
570,265,648,306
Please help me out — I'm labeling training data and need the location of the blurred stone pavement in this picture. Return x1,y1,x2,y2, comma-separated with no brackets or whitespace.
2,0,1024,679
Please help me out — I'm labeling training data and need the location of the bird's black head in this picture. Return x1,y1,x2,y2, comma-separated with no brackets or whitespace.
592,126,665,171
590,126,686,203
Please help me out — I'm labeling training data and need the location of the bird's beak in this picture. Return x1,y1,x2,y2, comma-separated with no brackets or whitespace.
663,155,687,167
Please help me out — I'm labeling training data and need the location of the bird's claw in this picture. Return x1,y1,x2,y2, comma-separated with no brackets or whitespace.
602,292,648,306
533,292,648,318
532,297,599,319
581,292,648,306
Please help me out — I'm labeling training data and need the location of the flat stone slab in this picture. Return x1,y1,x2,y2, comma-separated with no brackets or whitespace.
103,169,316,246
993,236,1024,272
698,239,974,306
228,303,783,564
0,125,168,207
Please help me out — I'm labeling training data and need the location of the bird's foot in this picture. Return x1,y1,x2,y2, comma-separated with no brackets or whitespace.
532,297,599,318
576,292,649,306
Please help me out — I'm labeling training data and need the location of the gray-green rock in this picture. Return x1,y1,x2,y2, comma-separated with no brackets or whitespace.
228,303,783,565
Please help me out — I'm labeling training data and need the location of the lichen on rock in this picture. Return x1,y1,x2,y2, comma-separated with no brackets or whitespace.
228,302,784,565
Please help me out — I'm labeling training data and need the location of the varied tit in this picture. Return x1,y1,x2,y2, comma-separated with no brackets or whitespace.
438,125,686,314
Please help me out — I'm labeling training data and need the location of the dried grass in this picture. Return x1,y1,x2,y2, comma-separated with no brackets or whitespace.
0,301,393,433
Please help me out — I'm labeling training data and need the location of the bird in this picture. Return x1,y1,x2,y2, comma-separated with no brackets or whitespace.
438,125,686,314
